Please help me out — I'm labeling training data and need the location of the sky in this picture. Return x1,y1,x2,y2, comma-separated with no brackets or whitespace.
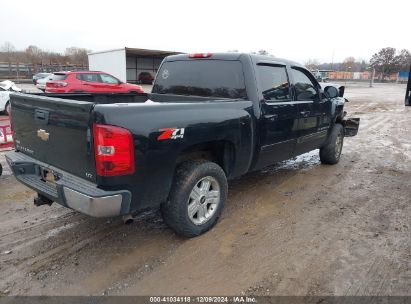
0,0,409,64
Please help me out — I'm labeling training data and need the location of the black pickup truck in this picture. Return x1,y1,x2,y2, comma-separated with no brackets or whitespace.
6,53,359,237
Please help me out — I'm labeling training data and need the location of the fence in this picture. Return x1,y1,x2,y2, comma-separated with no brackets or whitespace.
0,62,88,80
318,70,408,82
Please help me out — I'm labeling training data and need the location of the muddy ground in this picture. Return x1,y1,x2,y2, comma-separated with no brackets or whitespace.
0,83,410,296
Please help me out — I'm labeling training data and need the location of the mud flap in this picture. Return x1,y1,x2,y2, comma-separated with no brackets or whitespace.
343,118,360,137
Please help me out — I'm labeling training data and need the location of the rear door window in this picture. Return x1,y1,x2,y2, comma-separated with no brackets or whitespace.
257,65,291,102
153,60,247,99
77,73,101,83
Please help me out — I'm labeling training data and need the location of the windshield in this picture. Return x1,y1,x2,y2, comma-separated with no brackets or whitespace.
152,60,247,99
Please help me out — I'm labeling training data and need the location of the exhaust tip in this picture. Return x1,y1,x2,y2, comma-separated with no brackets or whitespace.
123,214,134,225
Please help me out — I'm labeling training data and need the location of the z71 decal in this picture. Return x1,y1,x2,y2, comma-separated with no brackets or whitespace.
157,128,185,140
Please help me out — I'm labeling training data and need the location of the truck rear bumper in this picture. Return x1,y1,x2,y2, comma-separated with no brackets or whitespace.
5,151,132,217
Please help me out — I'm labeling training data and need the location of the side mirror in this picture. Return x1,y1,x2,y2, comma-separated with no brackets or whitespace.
324,86,339,99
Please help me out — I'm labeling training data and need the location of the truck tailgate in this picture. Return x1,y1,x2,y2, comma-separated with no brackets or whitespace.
10,93,96,182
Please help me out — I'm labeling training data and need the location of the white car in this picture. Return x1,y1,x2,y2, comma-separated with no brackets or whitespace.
36,75,53,92
0,80,22,116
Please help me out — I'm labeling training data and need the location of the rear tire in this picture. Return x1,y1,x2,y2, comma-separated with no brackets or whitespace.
161,160,228,237
320,123,344,165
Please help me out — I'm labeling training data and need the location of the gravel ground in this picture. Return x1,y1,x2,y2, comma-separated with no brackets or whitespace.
0,83,409,296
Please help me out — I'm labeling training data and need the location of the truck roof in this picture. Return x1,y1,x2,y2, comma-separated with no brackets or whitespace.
165,52,304,68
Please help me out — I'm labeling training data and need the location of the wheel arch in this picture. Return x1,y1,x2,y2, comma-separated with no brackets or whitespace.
176,140,236,178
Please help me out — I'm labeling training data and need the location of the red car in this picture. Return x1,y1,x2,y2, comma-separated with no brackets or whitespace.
45,71,144,94
138,72,155,84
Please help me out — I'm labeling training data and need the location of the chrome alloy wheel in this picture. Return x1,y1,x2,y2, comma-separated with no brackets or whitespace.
187,176,220,225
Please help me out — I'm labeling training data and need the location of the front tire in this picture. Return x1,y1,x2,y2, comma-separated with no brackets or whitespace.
161,160,228,237
320,123,344,165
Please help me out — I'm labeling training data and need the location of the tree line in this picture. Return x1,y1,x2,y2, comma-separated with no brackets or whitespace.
1,43,410,79
305,47,411,78
0,42,90,66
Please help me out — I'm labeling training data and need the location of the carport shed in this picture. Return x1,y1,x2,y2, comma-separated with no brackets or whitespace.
88,47,181,84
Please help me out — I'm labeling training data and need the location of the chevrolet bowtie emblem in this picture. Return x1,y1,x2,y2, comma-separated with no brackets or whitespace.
37,129,50,141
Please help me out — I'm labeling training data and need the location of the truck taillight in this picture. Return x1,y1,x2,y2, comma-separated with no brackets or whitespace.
93,123,135,176
188,53,212,58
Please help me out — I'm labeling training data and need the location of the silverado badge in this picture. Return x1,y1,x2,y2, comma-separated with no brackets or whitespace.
37,129,50,141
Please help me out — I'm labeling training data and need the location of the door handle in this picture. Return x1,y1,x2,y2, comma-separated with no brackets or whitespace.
264,114,278,121
83,83,90,85
300,111,310,117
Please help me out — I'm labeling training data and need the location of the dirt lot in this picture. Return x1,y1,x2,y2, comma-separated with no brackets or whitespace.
0,83,410,296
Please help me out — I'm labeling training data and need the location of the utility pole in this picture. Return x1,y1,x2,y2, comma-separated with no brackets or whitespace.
369,68,375,88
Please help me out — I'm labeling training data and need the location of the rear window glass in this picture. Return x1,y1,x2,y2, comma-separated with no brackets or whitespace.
152,60,247,99
50,73,68,81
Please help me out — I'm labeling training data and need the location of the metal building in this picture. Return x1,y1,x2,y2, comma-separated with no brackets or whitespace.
88,47,181,84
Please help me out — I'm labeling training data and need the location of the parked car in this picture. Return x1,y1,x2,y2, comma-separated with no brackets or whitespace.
35,75,52,92
45,71,144,94
0,80,22,115
138,72,155,84
6,53,360,237
32,73,51,84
